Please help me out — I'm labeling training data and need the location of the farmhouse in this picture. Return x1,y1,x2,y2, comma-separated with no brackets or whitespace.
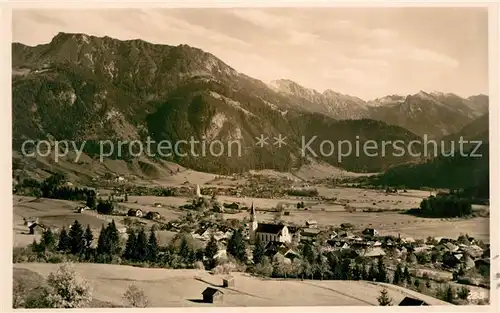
127,208,143,217
202,287,223,303
362,247,386,258
305,220,318,228
300,228,322,242
77,206,90,213
28,223,45,235
145,211,161,220
23,217,39,227
264,241,288,256
362,228,379,237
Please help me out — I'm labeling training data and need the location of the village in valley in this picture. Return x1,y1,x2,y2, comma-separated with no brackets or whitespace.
13,170,491,307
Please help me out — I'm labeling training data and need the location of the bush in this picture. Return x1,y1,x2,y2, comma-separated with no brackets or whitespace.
212,262,236,275
25,263,92,308
13,247,39,263
96,200,114,215
457,286,470,300
123,285,149,308
194,261,205,270
254,257,273,277
437,284,455,303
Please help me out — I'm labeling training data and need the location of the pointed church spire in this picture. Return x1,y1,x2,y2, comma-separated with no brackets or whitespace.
196,184,201,198
250,202,256,220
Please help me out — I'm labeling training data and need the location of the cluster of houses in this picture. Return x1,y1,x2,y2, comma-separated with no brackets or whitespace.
160,201,490,280
127,208,162,220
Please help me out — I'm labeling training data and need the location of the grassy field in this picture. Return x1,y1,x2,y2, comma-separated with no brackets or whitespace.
13,263,451,307
13,196,127,247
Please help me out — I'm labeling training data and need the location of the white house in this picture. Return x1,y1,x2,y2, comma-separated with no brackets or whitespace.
305,220,318,228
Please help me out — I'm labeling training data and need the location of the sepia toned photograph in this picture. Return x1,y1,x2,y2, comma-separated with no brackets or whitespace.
9,4,493,309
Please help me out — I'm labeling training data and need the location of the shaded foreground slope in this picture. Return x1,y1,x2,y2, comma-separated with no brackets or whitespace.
14,263,451,307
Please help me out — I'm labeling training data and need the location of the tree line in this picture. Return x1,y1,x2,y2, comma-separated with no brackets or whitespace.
15,173,96,201
419,194,472,218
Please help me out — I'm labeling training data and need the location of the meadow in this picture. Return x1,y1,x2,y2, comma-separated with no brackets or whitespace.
14,263,451,307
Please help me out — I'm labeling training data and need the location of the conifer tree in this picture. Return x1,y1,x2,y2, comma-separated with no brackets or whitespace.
404,266,412,285
441,285,455,303
361,264,369,280
147,230,159,262
333,261,343,279
376,257,388,282
341,259,353,280
352,264,362,280
40,228,56,251
252,237,265,265
179,236,191,261
96,225,108,255
69,220,85,255
84,225,93,251
135,228,148,262
204,235,218,268
227,228,247,262
86,194,96,209
302,241,316,264
393,263,403,285
106,220,121,255
368,263,378,282
57,227,71,252
377,288,393,306
123,229,137,261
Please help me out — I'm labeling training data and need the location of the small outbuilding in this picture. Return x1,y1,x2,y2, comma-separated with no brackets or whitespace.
77,206,90,213
202,287,223,303
362,228,379,237
222,276,235,288
127,208,143,217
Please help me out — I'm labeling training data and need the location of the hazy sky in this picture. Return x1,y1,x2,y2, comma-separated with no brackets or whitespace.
12,8,488,100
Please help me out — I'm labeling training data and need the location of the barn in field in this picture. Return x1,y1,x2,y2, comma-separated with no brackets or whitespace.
202,287,223,303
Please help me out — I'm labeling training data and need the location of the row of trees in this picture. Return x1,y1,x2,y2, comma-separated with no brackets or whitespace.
32,219,121,264
419,194,472,217
15,173,96,201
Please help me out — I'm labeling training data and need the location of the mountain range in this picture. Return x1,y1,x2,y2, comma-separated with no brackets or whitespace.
11,32,489,188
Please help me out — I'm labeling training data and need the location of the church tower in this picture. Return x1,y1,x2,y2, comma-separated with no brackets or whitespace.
249,202,258,243
195,184,201,198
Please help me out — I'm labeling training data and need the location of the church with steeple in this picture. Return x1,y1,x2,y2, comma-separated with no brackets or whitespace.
249,202,258,243
248,202,291,245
